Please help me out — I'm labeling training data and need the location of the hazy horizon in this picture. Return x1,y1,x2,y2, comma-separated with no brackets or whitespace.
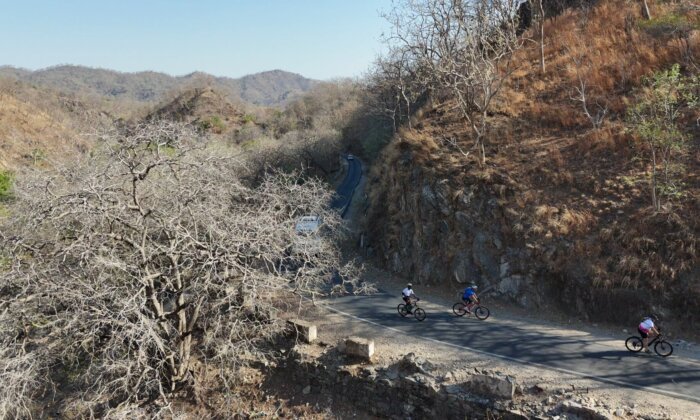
0,0,389,81
0,63,327,81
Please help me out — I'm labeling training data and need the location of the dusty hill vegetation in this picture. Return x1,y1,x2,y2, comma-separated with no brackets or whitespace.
0,79,102,171
146,86,245,135
364,0,700,329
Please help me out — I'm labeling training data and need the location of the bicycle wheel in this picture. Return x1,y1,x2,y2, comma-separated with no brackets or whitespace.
452,302,467,316
625,336,643,352
474,306,490,320
414,308,426,321
654,340,673,357
397,304,408,317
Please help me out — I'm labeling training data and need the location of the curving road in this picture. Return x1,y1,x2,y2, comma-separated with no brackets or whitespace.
331,156,362,218
327,154,700,404
320,290,700,404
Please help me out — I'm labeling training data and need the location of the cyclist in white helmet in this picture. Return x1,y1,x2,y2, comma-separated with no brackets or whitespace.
402,283,418,313
638,314,660,353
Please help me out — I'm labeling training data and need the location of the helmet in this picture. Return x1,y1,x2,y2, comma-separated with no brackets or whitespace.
407,283,413,288
471,285,478,289
649,313,659,322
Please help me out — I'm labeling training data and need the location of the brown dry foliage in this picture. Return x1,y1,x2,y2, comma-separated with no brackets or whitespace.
0,92,90,170
367,0,700,325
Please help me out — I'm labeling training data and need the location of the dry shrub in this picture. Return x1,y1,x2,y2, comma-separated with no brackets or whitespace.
534,204,556,219
548,147,565,167
531,204,596,236
0,122,366,417
508,0,695,140
495,89,528,117
366,0,700,327
529,102,584,128
557,208,595,235
553,169,575,186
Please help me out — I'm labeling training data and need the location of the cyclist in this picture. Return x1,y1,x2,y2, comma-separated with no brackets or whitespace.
462,285,479,313
638,314,660,353
402,283,418,313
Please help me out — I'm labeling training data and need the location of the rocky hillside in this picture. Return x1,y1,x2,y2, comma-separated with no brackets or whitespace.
0,65,317,107
365,1,699,329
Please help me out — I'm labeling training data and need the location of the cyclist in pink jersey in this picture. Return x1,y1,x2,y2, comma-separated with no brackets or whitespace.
638,315,659,353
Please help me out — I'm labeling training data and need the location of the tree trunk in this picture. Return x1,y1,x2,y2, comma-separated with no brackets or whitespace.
651,147,659,210
539,0,546,73
642,0,652,20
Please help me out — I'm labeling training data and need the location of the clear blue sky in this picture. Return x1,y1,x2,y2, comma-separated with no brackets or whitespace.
0,0,389,80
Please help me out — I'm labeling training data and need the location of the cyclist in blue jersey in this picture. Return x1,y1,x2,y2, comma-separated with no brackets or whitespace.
462,285,479,313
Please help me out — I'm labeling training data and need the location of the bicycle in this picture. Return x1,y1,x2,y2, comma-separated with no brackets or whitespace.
398,298,426,321
625,330,673,357
452,299,490,320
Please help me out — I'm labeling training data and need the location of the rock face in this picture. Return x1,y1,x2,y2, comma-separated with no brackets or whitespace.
364,148,660,324
367,165,539,309
363,113,700,329
396,353,435,375
284,350,496,419
280,343,627,419
468,374,516,400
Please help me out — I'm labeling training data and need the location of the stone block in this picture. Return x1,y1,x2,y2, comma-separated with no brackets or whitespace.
469,374,516,399
344,336,375,360
557,401,612,420
287,319,317,343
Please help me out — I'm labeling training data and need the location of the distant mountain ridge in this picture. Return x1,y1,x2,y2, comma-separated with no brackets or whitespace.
0,65,318,106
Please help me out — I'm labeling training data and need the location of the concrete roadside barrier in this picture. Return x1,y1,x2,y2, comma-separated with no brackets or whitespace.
344,336,375,361
287,319,317,343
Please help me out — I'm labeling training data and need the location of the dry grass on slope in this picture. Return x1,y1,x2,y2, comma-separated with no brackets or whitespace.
369,0,699,324
500,0,698,122
0,93,89,170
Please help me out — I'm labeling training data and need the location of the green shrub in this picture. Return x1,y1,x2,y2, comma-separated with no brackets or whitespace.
243,114,256,124
241,139,261,151
0,255,9,271
627,64,698,209
638,12,699,39
30,148,46,165
0,170,13,201
199,115,226,133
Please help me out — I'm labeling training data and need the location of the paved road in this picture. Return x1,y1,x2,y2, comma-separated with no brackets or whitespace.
321,291,700,404
331,156,362,218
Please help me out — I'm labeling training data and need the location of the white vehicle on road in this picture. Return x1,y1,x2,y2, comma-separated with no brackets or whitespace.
292,215,323,257
295,215,321,234
347,153,354,160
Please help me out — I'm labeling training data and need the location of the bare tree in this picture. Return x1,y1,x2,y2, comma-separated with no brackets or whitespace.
0,121,366,417
365,50,427,133
641,0,652,20
569,54,608,129
383,0,523,165
534,0,546,73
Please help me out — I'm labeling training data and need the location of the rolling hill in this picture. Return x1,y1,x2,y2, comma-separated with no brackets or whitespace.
0,65,318,107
